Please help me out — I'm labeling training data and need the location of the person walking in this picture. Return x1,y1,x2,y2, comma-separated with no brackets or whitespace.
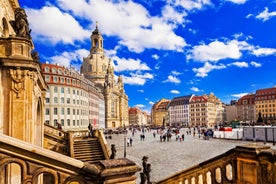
110,144,117,159
130,137,133,146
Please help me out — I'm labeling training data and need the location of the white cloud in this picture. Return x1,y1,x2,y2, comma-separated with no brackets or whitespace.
122,72,154,85
163,75,181,84
149,101,155,105
227,61,249,68
171,71,181,75
170,90,180,94
192,62,226,77
231,93,248,99
187,40,252,62
250,61,261,67
161,4,187,24
138,89,144,93
252,48,276,56
56,0,187,53
191,87,200,92
226,0,247,4
152,54,160,60
170,0,213,11
256,7,276,22
26,6,90,44
49,49,89,69
112,56,151,72
135,104,145,108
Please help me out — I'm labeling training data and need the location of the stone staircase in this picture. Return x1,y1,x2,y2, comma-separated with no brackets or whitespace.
73,138,106,162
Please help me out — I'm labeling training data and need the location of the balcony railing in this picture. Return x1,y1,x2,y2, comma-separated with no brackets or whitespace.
157,144,276,184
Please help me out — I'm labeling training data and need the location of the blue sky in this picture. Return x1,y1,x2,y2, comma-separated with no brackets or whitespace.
19,0,276,113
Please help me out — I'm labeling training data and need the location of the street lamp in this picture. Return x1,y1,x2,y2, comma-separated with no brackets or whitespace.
123,124,126,158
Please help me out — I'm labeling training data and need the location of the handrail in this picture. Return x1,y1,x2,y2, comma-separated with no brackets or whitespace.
96,129,110,159
157,143,276,184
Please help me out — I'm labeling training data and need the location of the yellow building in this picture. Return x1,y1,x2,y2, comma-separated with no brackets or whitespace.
151,98,170,127
81,25,129,128
255,86,276,124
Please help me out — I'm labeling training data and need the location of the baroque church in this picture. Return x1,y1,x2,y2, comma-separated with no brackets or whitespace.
81,24,129,128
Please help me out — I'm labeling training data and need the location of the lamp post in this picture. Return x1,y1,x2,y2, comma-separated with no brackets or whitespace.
123,123,126,158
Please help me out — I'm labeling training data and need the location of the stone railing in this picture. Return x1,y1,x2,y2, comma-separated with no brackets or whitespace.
96,129,111,159
0,134,141,184
44,124,110,159
157,144,276,184
67,129,110,159
44,123,69,155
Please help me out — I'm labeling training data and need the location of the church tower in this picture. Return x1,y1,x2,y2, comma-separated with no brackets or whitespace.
81,24,129,128
0,4,47,146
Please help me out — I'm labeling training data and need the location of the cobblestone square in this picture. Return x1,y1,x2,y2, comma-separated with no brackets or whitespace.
106,128,275,182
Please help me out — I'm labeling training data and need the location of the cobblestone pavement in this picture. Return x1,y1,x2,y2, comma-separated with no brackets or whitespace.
105,128,275,183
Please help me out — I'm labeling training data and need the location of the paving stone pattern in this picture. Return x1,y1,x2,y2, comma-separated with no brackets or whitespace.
106,128,275,183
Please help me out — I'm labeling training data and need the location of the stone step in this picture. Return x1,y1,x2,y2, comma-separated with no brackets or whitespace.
73,138,105,162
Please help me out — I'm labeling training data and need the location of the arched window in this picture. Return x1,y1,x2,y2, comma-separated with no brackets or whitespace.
94,38,99,47
2,18,9,37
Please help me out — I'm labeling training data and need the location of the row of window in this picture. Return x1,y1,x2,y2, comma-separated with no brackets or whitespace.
44,67,79,78
45,108,89,116
45,119,88,127
45,97,89,106
190,118,206,121
51,86,88,96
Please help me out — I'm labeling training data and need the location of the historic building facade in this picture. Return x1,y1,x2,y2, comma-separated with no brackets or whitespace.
254,86,276,124
168,95,194,126
41,63,105,130
81,25,129,128
151,98,170,127
129,107,148,126
190,93,223,127
236,94,255,124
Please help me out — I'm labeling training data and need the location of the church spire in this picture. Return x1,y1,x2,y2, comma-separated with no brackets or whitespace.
90,21,104,53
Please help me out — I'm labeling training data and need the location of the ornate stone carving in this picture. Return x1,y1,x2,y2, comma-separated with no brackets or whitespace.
9,68,27,98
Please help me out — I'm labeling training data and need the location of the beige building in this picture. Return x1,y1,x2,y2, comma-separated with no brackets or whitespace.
151,98,170,127
225,104,238,122
190,93,223,127
81,25,129,128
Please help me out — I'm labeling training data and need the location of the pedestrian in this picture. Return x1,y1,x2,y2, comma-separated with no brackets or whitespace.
88,123,94,138
153,131,156,138
130,137,133,146
127,138,130,147
110,144,116,159
182,134,185,141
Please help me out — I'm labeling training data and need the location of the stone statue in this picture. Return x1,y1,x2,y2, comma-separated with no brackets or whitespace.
10,8,31,39
31,51,40,62
110,144,116,159
141,156,152,184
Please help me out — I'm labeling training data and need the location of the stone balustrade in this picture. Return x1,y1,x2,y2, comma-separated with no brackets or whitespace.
0,133,140,184
157,143,276,184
